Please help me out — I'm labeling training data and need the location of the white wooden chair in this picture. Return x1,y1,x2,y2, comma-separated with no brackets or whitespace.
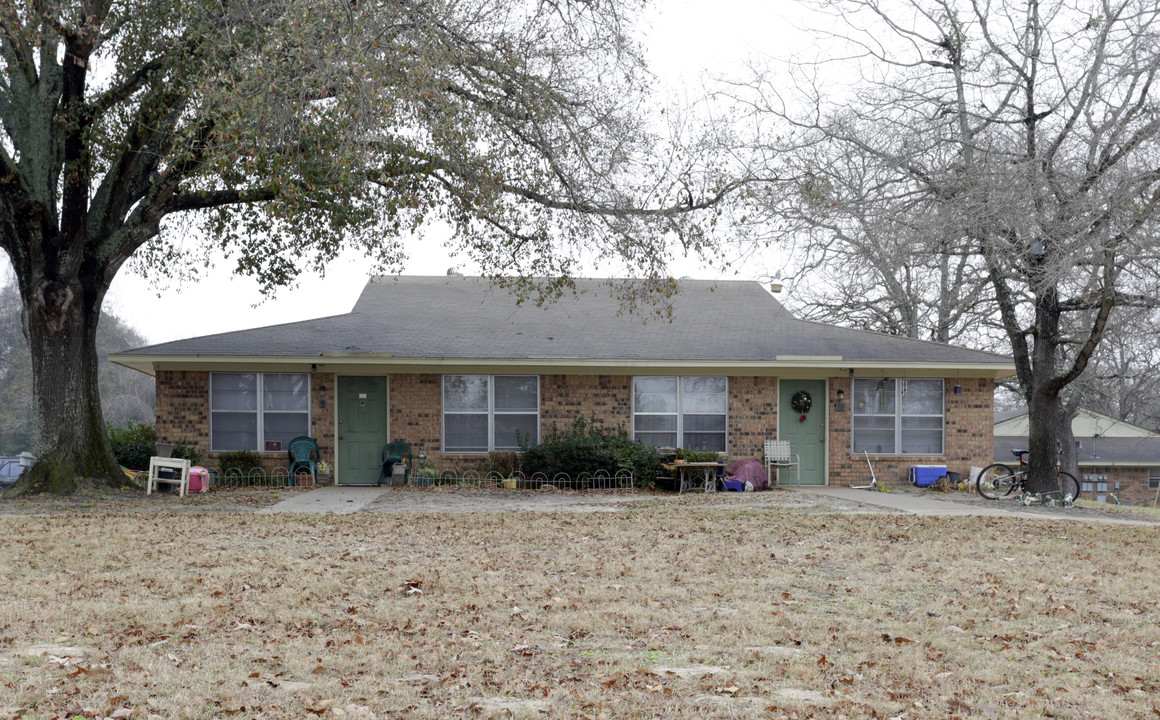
764,440,800,486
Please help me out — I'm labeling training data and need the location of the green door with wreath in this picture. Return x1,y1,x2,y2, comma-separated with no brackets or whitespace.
778,380,826,485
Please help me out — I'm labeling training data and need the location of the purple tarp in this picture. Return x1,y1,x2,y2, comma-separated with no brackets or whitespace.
722,458,768,491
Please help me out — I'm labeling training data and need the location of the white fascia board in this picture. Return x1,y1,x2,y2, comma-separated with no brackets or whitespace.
111,352,1017,379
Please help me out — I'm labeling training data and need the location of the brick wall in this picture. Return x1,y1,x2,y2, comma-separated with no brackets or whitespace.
388,373,779,471
826,376,995,487
388,373,442,467
540,374,632,431
155,370,209,456
389,373,634,473
155,370,336,474
310,373,335,469
727,376,778,459
1077,466,1158,506
157,369,997,487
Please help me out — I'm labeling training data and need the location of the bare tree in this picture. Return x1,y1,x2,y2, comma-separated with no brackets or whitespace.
0,0,739,494
1065,307,1160,431
775,151,993,344
740,0,1160,492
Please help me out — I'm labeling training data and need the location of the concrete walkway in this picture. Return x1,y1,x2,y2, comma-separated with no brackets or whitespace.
255,485,390,514
795,485,1155,525
254,483,1155,525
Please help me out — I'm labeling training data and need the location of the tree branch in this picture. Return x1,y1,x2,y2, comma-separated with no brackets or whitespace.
167,188,278,212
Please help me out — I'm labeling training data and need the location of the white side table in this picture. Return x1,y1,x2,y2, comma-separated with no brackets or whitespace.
147,457,191,497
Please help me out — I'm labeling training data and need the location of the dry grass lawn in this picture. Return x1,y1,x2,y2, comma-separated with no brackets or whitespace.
2,497,1158,719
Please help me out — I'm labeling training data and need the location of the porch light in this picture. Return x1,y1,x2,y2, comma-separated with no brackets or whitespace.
953,383,963,395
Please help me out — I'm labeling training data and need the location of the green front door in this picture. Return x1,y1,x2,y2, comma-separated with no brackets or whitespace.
337,376,388,485
778,379,827,485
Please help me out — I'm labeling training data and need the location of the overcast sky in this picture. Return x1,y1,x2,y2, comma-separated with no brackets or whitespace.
3,2,811,345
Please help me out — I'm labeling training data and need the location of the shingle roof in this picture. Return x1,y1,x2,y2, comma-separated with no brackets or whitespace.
993,407,1026,424
995,436,1160,467
114,276,1013,368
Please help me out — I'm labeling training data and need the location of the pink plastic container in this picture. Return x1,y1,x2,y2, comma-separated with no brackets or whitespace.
188,466,210,493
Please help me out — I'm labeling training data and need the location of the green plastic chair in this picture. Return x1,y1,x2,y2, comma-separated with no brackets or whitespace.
378,441,412,486
287,436,320,486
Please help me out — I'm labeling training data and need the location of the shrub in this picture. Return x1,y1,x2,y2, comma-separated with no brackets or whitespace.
676,448,720,463
107,421,201,469
217,450,265,478
519,416,660,487
171,442,201,467
107,420,157,470
486,451,521,477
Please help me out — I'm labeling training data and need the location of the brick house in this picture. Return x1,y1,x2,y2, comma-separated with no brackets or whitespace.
110,276,1014,487
994,408,1160,505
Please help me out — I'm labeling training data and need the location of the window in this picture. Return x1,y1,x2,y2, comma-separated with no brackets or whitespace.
852,378,944,454
443,375,539,453
1150,472,1160,491
633,377,727,452
210,373,310,452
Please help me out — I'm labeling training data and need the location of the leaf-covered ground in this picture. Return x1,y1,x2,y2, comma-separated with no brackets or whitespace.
1,500,1157,719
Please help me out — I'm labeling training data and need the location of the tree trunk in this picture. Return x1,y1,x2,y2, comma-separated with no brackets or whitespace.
1,273,128,495
1057,402,1080,482
1025,385,1064,495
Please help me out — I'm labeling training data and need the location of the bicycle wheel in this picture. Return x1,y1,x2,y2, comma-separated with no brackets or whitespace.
1058,471,1080,504
976,463,1018,499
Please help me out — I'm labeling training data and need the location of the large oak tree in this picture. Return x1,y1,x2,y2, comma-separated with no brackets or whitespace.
741,0,1160,493
0,0,735,494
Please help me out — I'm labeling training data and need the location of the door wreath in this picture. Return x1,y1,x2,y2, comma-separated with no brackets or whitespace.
791,390,813,422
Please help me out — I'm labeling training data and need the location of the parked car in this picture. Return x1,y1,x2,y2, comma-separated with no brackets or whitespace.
0,457,27,489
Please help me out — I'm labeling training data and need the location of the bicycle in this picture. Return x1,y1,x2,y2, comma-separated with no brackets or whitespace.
975,448,1080,505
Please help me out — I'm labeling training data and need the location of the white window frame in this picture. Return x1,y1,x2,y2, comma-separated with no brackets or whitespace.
851,378,945,455
1149,471,1160,491
209,372,311,453
441,375,540,454
632,376,729,452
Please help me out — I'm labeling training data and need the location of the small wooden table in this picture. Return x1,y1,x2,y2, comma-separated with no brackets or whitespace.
664,462,723,493
147,457,191,497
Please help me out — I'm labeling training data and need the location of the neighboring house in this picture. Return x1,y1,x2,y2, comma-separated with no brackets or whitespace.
110,276,1015,487
994,408,1160,505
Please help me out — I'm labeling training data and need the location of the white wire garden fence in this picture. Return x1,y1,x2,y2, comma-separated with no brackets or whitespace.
418,469,636,492
208,467,637,492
